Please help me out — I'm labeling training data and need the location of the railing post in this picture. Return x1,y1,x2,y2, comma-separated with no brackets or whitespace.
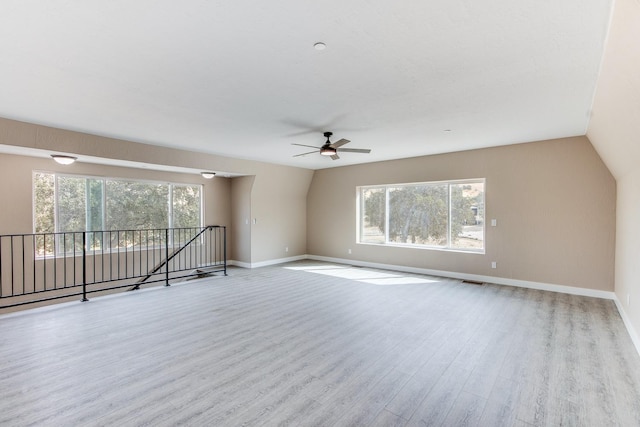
223,226,227,276
82,231,89,302
165,228,170,287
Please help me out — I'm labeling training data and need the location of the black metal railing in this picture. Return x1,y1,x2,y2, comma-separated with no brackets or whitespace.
0,225,226,309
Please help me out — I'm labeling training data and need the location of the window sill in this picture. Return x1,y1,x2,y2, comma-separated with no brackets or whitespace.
357,241,485,255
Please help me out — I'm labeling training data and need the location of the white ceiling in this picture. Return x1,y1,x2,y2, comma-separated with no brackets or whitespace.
0,0,613,170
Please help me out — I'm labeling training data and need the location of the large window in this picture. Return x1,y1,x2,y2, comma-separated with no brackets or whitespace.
34,172,202,234
358,179,485,252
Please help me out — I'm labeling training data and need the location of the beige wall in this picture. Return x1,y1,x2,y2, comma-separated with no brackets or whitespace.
230,175,254,264
588,0,640,340
307,136,616,291
250,165,312,263
613,172,640,329
0,117,313,264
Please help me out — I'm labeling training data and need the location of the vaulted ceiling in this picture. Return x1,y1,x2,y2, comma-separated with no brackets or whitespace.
0,0,613,169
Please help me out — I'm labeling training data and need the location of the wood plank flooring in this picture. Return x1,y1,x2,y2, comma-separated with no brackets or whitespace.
0,261,639,426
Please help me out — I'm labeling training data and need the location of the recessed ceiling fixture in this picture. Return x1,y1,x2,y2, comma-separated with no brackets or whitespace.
314,42,326,51
201,172,216,179
51,154,77,165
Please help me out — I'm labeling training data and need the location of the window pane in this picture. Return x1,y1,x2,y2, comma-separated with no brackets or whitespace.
360,187,386,243
450,183,485,250
359,179,485,251
34,173,205,255
87,179,104,231
388,184,448,246
34,172,55,256
172,185,202,228
34,172,55,233
58,176,86,232
105,180,169,230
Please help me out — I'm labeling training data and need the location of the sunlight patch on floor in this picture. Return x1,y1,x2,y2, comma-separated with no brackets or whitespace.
284,264,438,286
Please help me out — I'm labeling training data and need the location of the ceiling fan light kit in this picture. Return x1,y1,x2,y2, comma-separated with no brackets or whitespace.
320,146,337,156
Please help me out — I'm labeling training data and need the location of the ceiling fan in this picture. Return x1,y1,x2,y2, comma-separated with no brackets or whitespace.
292,132,371,160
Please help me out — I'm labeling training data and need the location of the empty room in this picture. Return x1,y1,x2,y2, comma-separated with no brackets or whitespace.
1,0,639,426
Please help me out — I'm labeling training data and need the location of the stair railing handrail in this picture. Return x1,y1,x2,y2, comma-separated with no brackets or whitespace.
129,225,214,290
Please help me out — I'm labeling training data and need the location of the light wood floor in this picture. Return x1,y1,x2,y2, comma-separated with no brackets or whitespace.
1,261,639,426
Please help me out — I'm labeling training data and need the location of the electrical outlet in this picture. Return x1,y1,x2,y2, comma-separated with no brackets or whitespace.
285,247,288,253
348,248,352,254
491,261,497,269
491,219,497,227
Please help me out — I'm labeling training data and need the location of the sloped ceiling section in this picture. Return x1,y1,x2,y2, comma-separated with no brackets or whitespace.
0,0,613,169
588,0,640,179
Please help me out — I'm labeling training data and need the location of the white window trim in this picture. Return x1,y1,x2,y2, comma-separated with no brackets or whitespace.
34,171,204,233
356,178,486,254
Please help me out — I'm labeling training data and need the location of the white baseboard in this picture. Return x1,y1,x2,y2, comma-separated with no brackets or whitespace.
228,260,251,268
613,295,640,357
228,255,307,269
235,254,615,299
307,255,616,300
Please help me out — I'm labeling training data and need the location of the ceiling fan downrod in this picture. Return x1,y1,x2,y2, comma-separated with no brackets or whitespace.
320,131,336,155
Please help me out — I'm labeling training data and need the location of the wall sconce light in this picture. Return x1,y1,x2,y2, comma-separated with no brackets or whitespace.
201,172,216,179
51,154,77,165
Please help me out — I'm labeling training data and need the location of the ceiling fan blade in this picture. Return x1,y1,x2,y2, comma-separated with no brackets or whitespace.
336,148,371,153
293,150,318,157
330,138,350,149
292,143,321,149
330,154,340,160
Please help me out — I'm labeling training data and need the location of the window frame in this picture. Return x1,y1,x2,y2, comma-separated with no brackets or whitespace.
356,178,486,254
33,171,204,234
